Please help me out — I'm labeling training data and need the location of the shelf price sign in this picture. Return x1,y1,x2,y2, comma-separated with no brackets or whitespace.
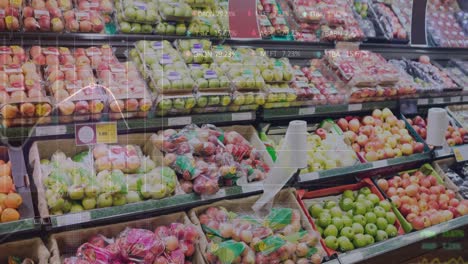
75,122,117,146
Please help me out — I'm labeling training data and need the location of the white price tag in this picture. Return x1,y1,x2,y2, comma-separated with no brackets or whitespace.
348,104,362,111
201,189,226,200
35,125,67,136
417,98,429,105
232,112,253,121
241,183,263,193
373,159,388,168
168,116,192,126
463,96,468,102
299,107,315,115
433,97,444,104
451,96,461,103
453,145,468,162
435,148,451,157
56,211,91,227
300,172,319,182
345,251,364,263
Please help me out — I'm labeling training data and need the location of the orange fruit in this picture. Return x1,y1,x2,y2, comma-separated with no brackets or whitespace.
4,193,22,209
0,161,11,177
0,176,13,193
0,193,6,208
1,208,20,222
0,160,5,165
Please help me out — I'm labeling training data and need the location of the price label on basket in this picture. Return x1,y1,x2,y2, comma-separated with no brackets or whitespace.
373,160,388,169
56,211,91,227
453,146,468,162
299,107,315,115
348,104,362,111
232,112,253,121
300,172,319,182
75,122,117,146
201,189,226,200
168,116,192,126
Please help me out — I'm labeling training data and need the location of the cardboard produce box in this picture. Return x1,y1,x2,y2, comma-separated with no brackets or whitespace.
0,238,50,264
28,133,166,218
49,211,206,264
189,188,325,263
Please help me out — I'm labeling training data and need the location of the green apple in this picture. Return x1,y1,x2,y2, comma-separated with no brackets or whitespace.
209,79,220,88
367,193,380,206
126,191,142,204
208,96,220,106
376,217,388,230
309,203,323,218
254,94,265,105
353,233,367,248
342,215,353,227
196,97,208,107
82,197,96,210
356,194,366,201
155,23,166,34
375,230,388,242
159,99,172,110
385,212,396,225
162,6,174,16
359,187,372,195
353,215,366,226
340,226,354,240
354,202,367,215
364,234,374,245
373,206,386,218
120,22,132,33
97,193,113,208
135,9,146,22
325,236,339,250
385,224,398,238
324,201,337,210
364,223,377,237
262,69,273,82
183,78,193,89
220,77,230,88
342,190,355,200
379,200,392,212
324,225,338,237
233,94,245,105
142,24,153,33
332,217,344,231
130,23,141,33
318,212,332,228
173,98,185,109
112,194,127,206
166,23,176,34
62,200,71,213
244,93,254,105
172,80,183,90
352,223,364,235
330,207,342,218
338,236,354,252
85,185,99,198
185,98,196,109
68,185,84,200
197,78,208,89
70,204,84,212
346,210,354,217
124,7,137,20
220,96,231,106
176,23,187,35
365,212,377,224
151,184,167,199
363,200,374,212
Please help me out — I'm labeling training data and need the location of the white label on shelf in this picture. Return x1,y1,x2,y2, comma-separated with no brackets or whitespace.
435,148,452,157
418,98,429,105
463,96,468,102
35,125,67,136
168,116,192,126
345,251,364,264
300,172,319,182
373,159,388,169
299,107,315,115
201,189,226,200
451,96,461,103
34,9,50,19
241,183,262,193
348,104,362,111
232,112,253,121
433,97,444,104
56,211,91,227
453,145,468,162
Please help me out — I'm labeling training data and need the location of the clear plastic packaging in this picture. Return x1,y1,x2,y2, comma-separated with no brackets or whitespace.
293,5,322,23
0,1,21,31
74,0,113,14
372,2,408,40
258,14,275,38
22,3,65,32
269,13,290,36
154,20,186,35
175,39,213,64
259,0,279,14
154,94,196,116
263,86,297,109
187,14,224,37
63,9,105,33
391,0,413,35
228,91,265,112
427,0,467,48
158,0,193,22
227,66,266,91
118,0,159,24
192,92,232,113
190,64,231,92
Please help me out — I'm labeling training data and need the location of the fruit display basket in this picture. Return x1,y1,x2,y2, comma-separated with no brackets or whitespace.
447,104,468,130
49,211,205,263
0,238,50,264
297,178,405,257
432,158,468,200
27,133,182,218
372,163,468,232
189,189,326,264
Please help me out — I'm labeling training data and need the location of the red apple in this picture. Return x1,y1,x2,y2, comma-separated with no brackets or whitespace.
315,128,327,140
337,118,348,131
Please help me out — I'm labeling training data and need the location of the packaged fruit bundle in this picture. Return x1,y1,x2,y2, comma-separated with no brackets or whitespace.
436,159,468,199
23,0,65,32
227,91,266,112
80,45,119,69
259,0,279,14
189,64,231,92
263,86,297,109
151,125,272,195
192,92,232,113
154,20,186,35
53,87,107,124
386,60,420,94
258,14,275,38
227,66,266,91
388,59,435,92
337,108,426,162
375,164,468,231
318,1,365,42
407,115,467,147
150,68,195,94
372,2,408,40
74,0,113,14
391,0,412,35
119,0,159,24
28,45,68,66
0,0,21,31
63,9,105,33
134,40,183,69
176,39,213,64
324,49,400,87
299,179,403,255
190,190,325,264
154,94,196,116
36,143,177,216
269,13,290,36
289,66,315,104
427,0,467,47
292,4,322,23
187,13,224,37
405,56,459,90
0,238,50,264
436,61,468,88
159,0,193,22
349,85,400,103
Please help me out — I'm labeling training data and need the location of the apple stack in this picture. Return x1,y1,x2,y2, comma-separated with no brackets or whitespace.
407,115,467,147
278,0,320,42
305,184,401,254
324,49,402,103
377,167,468,230
338,108,426,162
0,46,52,127
156,0,193,36
0,0,21,31
116,0,158,34
187,7,225,37
97,61,153,120
23,0,65,32
63,9,105,33
289,65,317,106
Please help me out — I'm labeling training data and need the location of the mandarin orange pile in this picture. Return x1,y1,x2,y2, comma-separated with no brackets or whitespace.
0,161,21,222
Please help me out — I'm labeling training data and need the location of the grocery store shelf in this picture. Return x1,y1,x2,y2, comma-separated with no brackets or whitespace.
47,185,262,230
0,218,39,238
325,215,468,264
